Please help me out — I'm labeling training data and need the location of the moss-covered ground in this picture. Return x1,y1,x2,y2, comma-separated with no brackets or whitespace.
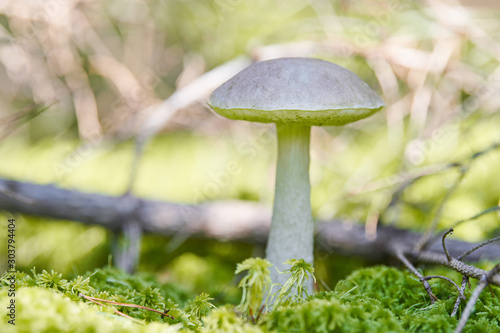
1,264,499,332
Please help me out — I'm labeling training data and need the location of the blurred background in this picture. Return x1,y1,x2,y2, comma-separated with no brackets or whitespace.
0,0,499,302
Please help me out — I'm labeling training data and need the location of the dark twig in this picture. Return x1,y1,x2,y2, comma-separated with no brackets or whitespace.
125,139,146,195
380,142,500,231
454,265,500,333
451,276,469,317
455,278,487,333
394,246,438,303
424,275,468,317
0,103,52,141
395,205,500,326
442,229,454,262
355,162,458,196
360,141,499,199
407,142,500,253
458,235,500,261
448,206,500,233
425,206,500,251
113,194,143,273
421,274,466,317
414,167,466,252
422,275,463,297
370,143,500,329
467,142,500,161
414,251,500,286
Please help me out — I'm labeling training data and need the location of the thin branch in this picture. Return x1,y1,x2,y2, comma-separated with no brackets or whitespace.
424,205,500,253
454,265,500,333
458,235,500,261
355,142,500,198
422,274,467,317
351,163,453,195
414,251,500,286
467,142,500,162
442,229,454,262
422,275,462,297
125,140,145,194
414,167,467,252
448,206,500,232
451,276,469,317
394,246,438,303
0,103,52,141
383,142,500,253
3,177,499,263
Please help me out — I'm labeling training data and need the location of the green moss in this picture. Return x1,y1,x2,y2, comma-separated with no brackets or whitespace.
400,301,456,333
202,306,263,333
334,266,430,315
334,266,500,332
0,287,181,333
0,267,202,330
264,296,404,333
1,265,499,332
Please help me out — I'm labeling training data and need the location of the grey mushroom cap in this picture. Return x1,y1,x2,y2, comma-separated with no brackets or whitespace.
208,57,385,126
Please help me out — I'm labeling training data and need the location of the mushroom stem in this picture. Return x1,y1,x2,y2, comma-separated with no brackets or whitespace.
266,123,314,290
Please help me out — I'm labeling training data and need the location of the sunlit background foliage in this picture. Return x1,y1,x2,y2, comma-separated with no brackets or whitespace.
0,0,499,295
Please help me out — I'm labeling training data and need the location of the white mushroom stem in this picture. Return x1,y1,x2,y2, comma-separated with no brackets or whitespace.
266,123,314,290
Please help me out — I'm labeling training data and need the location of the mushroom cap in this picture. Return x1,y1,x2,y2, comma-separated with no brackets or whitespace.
208,57,384,126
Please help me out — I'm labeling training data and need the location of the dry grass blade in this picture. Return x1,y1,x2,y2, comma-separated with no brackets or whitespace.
79,293,174,320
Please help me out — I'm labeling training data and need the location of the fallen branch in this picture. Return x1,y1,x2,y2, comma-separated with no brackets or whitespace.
2,176,499,331
1,177,499,264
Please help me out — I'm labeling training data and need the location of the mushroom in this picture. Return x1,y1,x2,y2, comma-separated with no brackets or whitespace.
207,57,384,288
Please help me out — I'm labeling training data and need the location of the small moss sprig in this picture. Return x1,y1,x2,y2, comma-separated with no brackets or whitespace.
268,259,316,309
186,292,217,319
235,258,272,317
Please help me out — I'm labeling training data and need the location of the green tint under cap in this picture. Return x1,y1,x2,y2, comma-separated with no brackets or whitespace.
208,57,385,126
